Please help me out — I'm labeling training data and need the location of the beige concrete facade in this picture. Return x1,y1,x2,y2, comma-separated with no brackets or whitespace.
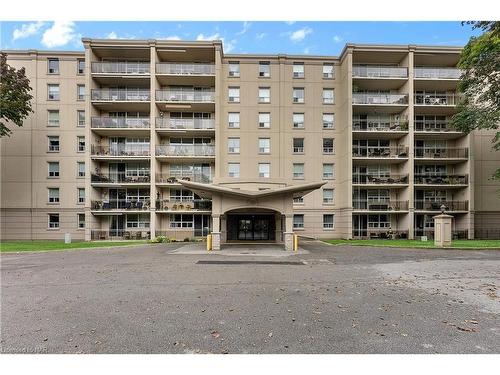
1,39,499,241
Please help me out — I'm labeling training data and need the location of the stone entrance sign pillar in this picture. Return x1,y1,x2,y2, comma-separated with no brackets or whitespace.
433,212,453,247
284,214,294,251
212,214,221,250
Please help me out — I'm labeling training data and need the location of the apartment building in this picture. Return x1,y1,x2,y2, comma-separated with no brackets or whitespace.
1,39,499,247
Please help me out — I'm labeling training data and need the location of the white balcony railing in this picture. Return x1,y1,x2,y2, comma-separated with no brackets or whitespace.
91,61,150,75
156,63,215,75
91,117,150,129
155,118,215,130
156,90,215,103
156,144,215,157
414,67,462,79
414,93,461,106
353,65,408,78
91,89,150,101
352,93,408,105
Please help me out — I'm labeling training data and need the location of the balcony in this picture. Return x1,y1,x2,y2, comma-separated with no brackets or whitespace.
352,121,408,139
156,198,212,212
91,145,150,158
91,62,150,75
353,200,409,211
91,173,151,184
415,121,461,133
91,230,150,240
414,147,468,160
156,90,215,102
414,67,462,80
352,146,408,160
156,144,215,158
156,63,215,75
353,174,408,185
414,200,468,211
156,173,212,184
91,88,150,102
91,117,150,135
91,199,151,211
353,66,408,78
414,174,468,185
353,93,408,105
155,118,215,134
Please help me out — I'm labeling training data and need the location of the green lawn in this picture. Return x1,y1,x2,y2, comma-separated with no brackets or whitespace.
323,239,500,249
0,240,149,253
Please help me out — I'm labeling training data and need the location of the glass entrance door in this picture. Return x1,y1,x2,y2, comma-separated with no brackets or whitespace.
238,219,253,240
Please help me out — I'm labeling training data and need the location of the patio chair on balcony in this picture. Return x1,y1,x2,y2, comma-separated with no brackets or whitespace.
172,204,178,211
181,176,191,181
136,201,143,210
167,177,177,184
124,201,132,210
185,204,192,210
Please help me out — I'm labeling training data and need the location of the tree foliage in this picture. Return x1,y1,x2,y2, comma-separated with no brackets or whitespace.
0,52,34,137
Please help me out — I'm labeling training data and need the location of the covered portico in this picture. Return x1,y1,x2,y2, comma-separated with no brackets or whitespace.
178,180,326,250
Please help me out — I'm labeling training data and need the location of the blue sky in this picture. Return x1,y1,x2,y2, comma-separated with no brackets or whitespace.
0,21,481,55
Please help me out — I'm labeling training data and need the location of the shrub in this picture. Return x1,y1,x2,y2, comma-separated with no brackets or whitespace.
150,235,170,243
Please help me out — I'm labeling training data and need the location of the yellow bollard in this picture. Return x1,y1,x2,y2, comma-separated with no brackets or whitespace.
293,234,299,252
206,234,212,251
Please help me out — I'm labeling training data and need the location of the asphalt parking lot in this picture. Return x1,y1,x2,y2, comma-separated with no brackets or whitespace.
1,241,499,353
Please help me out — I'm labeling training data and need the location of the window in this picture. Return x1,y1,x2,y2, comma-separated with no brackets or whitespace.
228,112,240,128
228,163,240,178
323,164,334,179
258,87,270,103
293,63,304,78
77,110,86,127
48,214,59,229
293,138,304,153
258,112,270,128
77,162,85,177
228,87,240,102
48,110,60,127
48,136,60,152
323,113,335,129
259,62,270,77
293,214,304,229
228,62,240,77
323,138,334,154
323,88,335,104
77,59,85,75
48,58,59,74
259,163,270,178
77,136,85,152
126,214,150,228
48,84,60,100
293,163,304,179
78,188,85,204
48,188,60,203
169,214,193,228
323,64,334,79
323,189,334,204
77,85,85,101
293,113,304,128
293,197,304,204
293,87,304,103
78,213,85,229
259,138,270,154
228,137,240,153
48,162,59,178
323,214,334,229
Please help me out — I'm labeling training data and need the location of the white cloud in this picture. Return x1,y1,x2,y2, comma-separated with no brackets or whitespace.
196,32,234,53
196,33,220,41
289,27,312,43
303,47,311,54
285,21,296,25
41,21,77,48
12,21,45,41
106,31,118,39
161,35,181,41
236,21,251,36
224,39,236,53
333,35,343,43
255,32,267,40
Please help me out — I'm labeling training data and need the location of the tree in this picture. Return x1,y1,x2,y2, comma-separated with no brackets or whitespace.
451,22,500,178
0,52,34,137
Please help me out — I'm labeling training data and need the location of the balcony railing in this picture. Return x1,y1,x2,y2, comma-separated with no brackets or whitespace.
91,145,150,157
156,63,215,75
156,90,215,102
353,66,408,78
156,144,215,157
91,62,150,75
352,93,408,105
91,173,150,184
91,199,151,211
414,67,462,80
353,121,408,132
155,199,212,211
353,200,409,211
414,147,468,159
91,89,150,101
414,200,468,211
414,229,468,239
91,117,150,129
414,174,468,185
155,117,215,130
414,93,461,106
156,173,212,184
414,121,460,132
353,174,409,184
352,146,408,158
91,230,151,240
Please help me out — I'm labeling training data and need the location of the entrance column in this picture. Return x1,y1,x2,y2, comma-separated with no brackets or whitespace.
284,214,294,251
275,214,282,243
212,214,221,250
220,215,227,243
